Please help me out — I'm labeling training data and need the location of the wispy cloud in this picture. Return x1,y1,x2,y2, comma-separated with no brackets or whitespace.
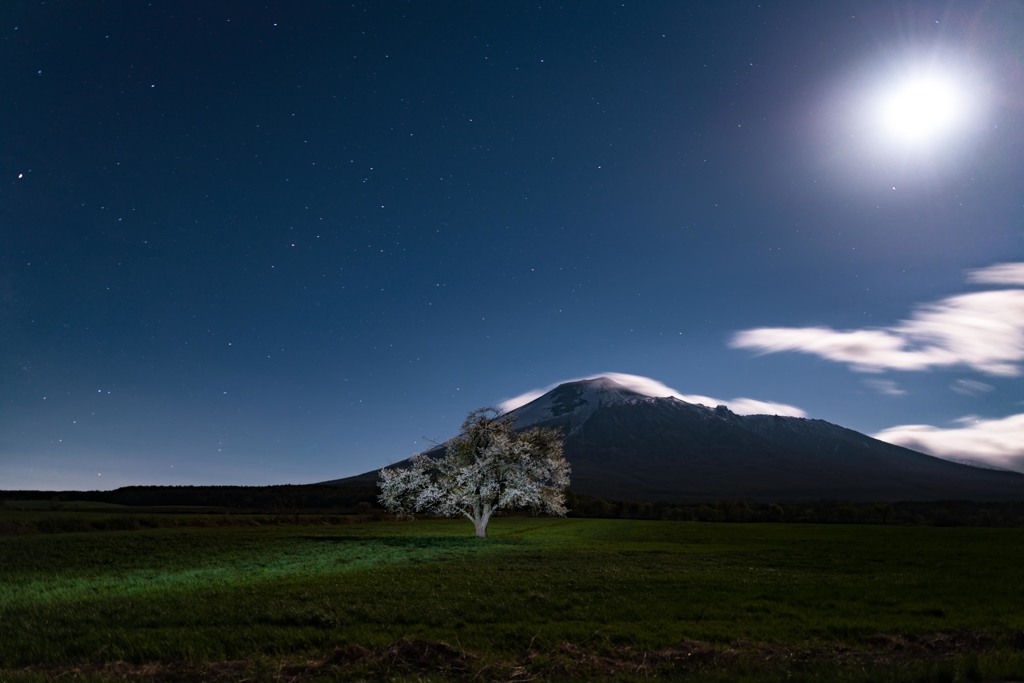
950,379,994,396
863,378,906,396
498,372,807,417
730,264,1024,377
874,414,1024,474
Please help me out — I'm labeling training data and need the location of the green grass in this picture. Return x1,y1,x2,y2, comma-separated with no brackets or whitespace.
2,517,1023,681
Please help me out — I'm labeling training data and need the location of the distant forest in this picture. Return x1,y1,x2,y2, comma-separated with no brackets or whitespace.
3,484,1024,527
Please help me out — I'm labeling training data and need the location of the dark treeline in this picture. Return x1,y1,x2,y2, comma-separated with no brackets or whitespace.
565,492,1024,527
0,484,379,513
4,485,1024,527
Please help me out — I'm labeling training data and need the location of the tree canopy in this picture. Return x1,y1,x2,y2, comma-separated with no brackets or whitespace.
378,408,570,537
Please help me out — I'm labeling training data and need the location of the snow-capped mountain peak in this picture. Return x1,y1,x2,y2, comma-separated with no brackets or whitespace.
505,376,656,429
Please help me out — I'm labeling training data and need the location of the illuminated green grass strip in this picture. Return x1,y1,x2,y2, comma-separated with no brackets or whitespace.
0,532,509,610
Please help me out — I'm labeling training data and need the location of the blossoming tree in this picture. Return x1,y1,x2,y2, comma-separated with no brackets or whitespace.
378,408,570,537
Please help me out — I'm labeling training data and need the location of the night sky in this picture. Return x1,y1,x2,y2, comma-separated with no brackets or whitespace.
4,1,1023,490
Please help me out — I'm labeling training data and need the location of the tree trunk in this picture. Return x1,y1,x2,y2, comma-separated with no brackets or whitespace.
472,504,493,538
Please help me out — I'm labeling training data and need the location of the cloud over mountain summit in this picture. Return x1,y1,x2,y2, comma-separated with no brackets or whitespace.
499,372,807,418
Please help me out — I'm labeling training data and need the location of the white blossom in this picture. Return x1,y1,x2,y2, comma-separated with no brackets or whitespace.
379,408,570,537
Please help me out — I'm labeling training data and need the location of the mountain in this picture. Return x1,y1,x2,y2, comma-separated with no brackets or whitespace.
329,377,1024,503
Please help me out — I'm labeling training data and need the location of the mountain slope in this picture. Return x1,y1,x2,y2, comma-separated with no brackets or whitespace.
328,377,1024,503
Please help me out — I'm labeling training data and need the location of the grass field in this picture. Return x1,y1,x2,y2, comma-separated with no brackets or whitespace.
2,514,1023,681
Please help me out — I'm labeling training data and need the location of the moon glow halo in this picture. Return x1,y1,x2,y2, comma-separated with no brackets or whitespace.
818,48,991,187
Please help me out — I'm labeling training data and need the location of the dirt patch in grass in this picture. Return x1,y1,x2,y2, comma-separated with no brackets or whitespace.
327,638,479,677
4,632,1019,682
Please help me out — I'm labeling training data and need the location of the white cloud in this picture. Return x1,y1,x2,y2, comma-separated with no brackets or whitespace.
498,372,807,417
498,389,546,410
874,413,1024,474
966,262,1024,286
864,379,907,396
730,275,1024,377
711,397,808,417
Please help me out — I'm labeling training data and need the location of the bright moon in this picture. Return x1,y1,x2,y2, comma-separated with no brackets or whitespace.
820,49,992,187
871,68,973,149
